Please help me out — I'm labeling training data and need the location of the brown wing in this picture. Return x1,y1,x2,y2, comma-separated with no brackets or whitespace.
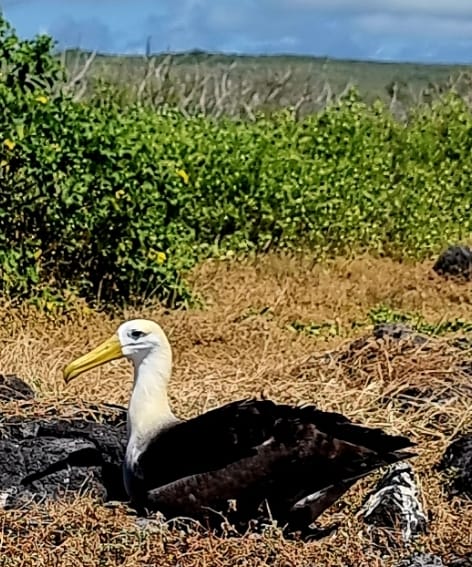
140,408,415,529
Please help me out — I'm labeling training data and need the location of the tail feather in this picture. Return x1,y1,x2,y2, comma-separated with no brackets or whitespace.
288,446,416,526
333,425,415,455
297,405,415,455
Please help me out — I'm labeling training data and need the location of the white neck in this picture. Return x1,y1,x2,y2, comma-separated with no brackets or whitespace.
125,345,178,467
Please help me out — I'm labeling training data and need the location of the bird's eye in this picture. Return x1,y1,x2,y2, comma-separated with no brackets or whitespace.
129,330,146,340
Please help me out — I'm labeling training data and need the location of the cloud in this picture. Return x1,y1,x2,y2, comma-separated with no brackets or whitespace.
286,0,472,18
50,17,117,52
357,13,472,39
3,0,472,63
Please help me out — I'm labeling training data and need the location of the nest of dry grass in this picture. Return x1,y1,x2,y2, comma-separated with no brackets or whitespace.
0,256,471,566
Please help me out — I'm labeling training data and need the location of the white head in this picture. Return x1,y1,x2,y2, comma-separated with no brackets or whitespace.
63,319,173,385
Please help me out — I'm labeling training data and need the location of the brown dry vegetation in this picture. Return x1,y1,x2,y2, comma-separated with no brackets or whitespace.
0,255,471,567
63,51,472,119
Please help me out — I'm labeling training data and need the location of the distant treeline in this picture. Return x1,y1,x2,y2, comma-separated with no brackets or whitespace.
59,48,472,118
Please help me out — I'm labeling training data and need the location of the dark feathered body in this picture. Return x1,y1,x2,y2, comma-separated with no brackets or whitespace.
128,398,415,531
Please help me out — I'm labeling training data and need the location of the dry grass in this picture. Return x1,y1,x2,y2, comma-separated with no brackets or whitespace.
0,255,471,566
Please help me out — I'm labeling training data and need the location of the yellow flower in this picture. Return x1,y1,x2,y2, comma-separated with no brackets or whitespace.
156,251,166,264
115,189,125,200
3,139,15,151
36,95,48,104
147,249,166,264
176,169,189,184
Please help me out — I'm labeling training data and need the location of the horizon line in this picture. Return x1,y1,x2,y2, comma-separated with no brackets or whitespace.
56,47,472,68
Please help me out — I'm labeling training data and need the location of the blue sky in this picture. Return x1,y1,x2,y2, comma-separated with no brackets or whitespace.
2,0,472,64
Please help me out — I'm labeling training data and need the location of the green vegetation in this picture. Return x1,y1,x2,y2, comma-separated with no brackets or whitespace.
288,305,472,340
368,305,472,337
1,17,472,307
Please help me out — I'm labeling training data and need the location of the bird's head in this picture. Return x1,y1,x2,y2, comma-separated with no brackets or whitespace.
63,319,171,383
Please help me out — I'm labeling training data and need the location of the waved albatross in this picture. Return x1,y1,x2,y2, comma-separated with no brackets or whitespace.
63,319,416,534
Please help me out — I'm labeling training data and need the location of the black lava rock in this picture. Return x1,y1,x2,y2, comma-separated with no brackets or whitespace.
433,245,472,280
373,323,428,346
0,375,35,401
0,413,128,508
395,553,472,567
438,433,472,498
396,554,446,567
448,555,472,567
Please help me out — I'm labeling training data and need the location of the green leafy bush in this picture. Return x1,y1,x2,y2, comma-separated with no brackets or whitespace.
1,16,472,307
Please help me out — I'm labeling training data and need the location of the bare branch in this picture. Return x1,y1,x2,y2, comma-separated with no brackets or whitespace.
64,51,97,90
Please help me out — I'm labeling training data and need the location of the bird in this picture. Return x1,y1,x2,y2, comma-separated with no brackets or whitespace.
63,319,416,536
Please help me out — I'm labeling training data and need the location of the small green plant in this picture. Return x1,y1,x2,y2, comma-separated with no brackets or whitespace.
287,320,342,338
368,304,472,336
368,305,415,326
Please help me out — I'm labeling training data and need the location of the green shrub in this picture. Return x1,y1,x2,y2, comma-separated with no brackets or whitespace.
1,16,472,307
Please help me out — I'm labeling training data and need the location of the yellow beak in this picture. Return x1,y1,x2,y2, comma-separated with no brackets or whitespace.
63,334,123,383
